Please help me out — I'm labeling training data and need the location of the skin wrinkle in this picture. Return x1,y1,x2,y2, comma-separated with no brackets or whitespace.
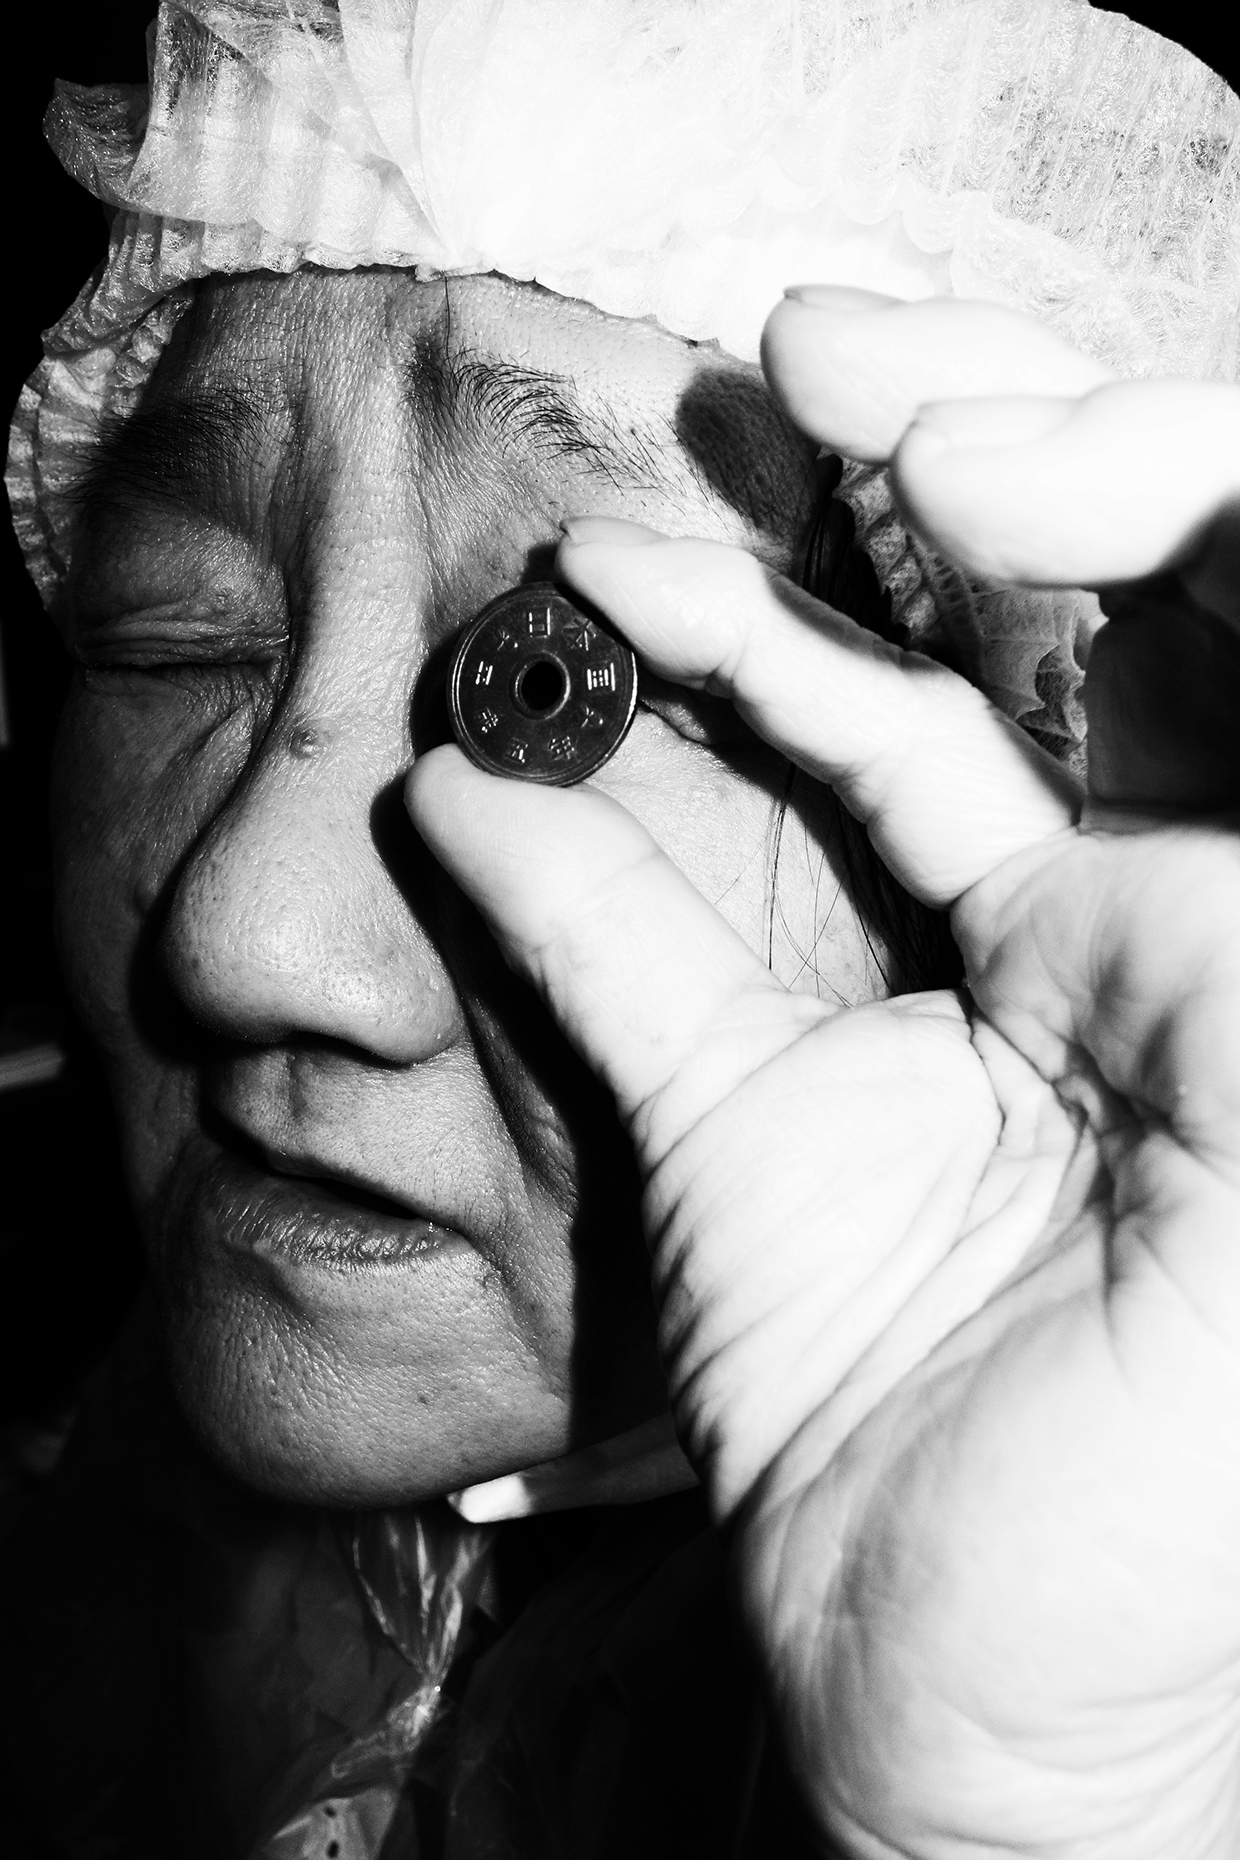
55,266,879,1505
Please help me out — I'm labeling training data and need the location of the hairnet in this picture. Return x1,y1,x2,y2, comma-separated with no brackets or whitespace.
6,0,1239,761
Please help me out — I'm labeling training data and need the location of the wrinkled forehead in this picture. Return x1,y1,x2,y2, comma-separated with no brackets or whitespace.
132,266,816,536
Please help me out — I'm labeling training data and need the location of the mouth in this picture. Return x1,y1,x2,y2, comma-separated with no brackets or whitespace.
186,1122,474,1273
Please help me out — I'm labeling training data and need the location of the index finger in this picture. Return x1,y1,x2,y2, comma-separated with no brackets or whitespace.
557,519,1078,907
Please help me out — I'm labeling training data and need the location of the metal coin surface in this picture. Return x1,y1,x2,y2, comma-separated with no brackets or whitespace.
448,583,638,785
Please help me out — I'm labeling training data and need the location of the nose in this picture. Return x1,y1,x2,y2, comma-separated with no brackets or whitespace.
161,712,460,1064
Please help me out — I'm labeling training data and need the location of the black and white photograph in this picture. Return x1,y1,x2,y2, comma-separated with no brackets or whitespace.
2,2,1239,1855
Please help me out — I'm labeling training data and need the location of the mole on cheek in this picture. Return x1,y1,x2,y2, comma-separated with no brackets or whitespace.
286,722,330,759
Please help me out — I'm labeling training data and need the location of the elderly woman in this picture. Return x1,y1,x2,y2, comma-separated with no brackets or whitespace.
6,0,1240,1854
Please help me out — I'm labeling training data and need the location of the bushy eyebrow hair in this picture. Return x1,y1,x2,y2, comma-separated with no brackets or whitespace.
404,334,670,491
70,345,670,533
65,389,277,528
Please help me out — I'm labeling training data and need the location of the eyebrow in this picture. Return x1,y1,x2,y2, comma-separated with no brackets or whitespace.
70,331,786,539
404,335,671,492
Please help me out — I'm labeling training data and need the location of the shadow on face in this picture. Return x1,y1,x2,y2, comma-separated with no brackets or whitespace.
51,267,873,1505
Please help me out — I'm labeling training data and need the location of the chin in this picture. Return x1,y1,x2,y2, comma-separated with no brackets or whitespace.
160,1299,583,1509
131,1129,584,1507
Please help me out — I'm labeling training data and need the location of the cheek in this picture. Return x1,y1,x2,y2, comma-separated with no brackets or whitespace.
764,781,876,1004
51,676,259,1063
595,721,878,1005
159,1213,577,1506
595,714,783,950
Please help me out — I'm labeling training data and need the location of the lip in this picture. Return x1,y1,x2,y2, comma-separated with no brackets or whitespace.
186,1127,475,1273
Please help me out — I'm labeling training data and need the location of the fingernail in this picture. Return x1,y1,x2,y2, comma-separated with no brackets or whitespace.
448,1473,535,1523
912,395,1077,450
560,515,665,547
782,284,901,312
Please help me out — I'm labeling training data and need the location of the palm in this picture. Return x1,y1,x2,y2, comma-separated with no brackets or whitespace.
655,820,1240,1857
411,302,1240,1857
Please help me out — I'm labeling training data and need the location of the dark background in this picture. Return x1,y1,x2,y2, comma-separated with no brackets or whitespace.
1,3,1238,1490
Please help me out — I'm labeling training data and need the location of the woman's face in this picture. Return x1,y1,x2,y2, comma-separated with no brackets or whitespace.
54,268,880,1504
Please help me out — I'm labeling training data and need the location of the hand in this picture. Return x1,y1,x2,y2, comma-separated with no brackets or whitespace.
407,294,1240,1859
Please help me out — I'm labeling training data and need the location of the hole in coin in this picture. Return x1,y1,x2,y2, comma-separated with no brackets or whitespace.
514,656,568,717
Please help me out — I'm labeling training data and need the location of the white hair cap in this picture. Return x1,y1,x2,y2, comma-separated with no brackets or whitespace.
7,0,1239,762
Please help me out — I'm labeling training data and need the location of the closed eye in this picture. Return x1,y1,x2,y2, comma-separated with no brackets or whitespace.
635,668,757,749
